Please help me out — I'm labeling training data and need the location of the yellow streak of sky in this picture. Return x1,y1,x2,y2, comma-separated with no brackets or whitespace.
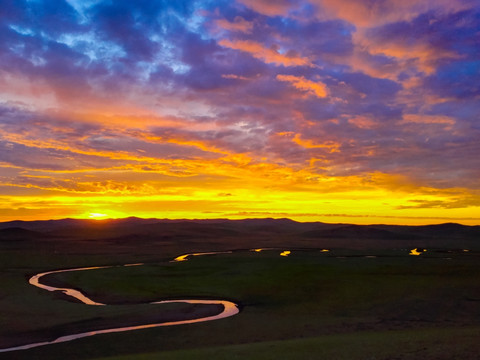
1,132,479,224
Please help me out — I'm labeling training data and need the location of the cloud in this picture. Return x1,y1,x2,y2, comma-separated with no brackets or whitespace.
215,16,254,33
1,0,479,222
236,0,295,16
218,39,314,67
347,116,378,129
314,0,472,28
400,114,455,126
397,196,480,210
291,134,340,152
221,74,250,80
276,74,328,98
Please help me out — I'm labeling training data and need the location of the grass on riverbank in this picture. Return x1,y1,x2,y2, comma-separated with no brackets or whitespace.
2,247,480,360
93,326,480,360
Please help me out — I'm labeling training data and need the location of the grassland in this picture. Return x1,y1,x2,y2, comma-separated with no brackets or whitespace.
1,219,480,359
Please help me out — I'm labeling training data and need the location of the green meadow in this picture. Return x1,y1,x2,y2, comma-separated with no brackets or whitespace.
2,245,480,359
1,220,480,359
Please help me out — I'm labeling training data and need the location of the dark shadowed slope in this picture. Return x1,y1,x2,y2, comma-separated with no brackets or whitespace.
300,224,421,240
0,227,45,241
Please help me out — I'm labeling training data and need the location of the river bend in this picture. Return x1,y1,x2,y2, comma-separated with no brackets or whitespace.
0,252,239,353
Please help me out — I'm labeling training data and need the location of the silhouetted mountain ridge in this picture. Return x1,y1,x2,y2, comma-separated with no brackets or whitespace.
0,218,478,242
0,227,45,241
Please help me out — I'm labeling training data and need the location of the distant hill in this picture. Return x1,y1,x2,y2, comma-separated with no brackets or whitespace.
0,218,478,244
0,227,45,241
415,223,480,238
373,222,480,240
0,218,87,232
300,224,421,240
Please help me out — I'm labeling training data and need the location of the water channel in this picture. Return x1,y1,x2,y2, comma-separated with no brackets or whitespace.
0,252,239,353
0,247,431,352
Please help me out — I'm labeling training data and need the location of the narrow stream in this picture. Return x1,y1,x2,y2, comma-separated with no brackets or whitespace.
1,248,322,352
0,253,239,353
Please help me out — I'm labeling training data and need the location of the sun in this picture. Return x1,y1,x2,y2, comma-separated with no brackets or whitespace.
88,212,109,220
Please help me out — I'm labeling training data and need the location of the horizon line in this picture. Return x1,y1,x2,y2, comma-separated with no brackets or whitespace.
1,216,478,227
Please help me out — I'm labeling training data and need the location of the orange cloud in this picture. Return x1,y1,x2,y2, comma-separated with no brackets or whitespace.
400,114,456,126
5,177,160,195
215,16,254,33
276,74,328,98
347,116,377,129
1,126,229,178
315,0,470,28
311,0,468,80
292,134,340,152
354,33,460,76
219,39,313,67
338,48,402,81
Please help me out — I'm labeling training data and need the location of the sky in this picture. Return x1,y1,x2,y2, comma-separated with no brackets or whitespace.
0,0,479,224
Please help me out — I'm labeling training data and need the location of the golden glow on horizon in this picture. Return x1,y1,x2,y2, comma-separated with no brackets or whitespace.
1,150,479,225
1,180,480,225
280,250,291,256
88,213,109,220
2,120,479,226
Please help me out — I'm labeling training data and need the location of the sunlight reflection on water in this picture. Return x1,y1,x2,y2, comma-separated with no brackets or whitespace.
409,248,426,256
172,251,233,262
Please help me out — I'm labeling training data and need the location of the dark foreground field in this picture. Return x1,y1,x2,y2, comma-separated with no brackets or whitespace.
1,218,480,359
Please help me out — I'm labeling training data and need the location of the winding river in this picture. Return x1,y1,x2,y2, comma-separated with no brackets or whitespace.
0,247,438,352
0,252,239,353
